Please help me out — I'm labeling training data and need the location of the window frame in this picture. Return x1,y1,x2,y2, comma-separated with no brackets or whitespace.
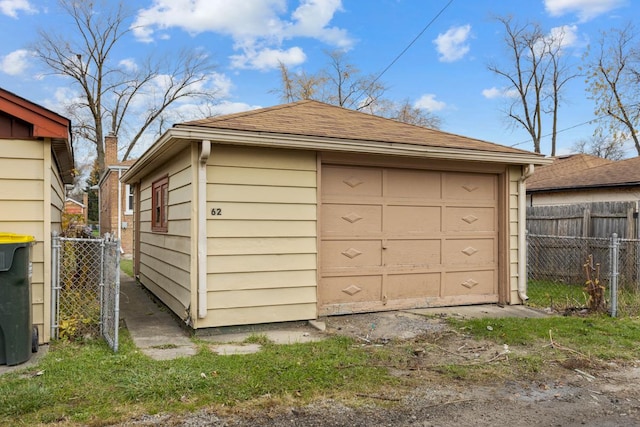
151,176,169,233
124,184,134,215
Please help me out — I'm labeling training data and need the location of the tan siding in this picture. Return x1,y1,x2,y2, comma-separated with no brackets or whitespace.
208,286,316,309
208,237,316,255
206,304,317,328
0,201,44,220
136,148,193,321
209,220,316,237
209,270,317,291
199,145,317,329
210,166,316,187
0,180,44,199
0,139,50,342
208,254,317,273
0,158,45,180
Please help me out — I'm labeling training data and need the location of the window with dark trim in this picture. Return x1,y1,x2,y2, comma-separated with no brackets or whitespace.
152,176,168,232
125,184,134,215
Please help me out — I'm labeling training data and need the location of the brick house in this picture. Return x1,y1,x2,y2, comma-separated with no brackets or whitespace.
98,134,135,258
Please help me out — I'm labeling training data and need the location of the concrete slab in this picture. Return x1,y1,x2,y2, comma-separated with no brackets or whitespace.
209,343,262,355
202,329,325,345
408,304,549,319
119,275,197,360
0,344,48,376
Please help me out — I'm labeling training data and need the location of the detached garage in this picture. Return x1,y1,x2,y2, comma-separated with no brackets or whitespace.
122,100,549,329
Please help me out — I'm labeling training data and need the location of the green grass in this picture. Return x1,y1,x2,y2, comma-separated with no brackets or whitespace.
0,331,391,426
4,313,640,425
449,315,640,361
527,279,590,309
120,259,134,277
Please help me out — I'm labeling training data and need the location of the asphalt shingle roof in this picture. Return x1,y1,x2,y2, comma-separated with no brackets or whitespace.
527,154,640,191
178,100,541,156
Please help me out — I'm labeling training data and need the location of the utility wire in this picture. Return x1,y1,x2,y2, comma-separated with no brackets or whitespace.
360,0,455,99
510,117,601,148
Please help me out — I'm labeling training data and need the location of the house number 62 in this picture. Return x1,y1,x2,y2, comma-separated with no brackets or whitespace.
211,208,222,216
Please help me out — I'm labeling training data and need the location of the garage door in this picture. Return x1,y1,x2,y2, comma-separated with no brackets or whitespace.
319,165,499,315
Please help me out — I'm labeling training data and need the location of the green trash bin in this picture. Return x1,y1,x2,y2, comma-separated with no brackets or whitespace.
0,233,37,366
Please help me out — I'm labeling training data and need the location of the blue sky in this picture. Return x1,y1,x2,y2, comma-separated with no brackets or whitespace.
0,0,637,161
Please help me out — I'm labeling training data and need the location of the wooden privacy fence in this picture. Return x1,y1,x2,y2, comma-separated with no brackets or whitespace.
526,201,639,239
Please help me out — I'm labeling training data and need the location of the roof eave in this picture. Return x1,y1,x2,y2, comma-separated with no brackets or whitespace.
527,181,640,193
122,127,551,183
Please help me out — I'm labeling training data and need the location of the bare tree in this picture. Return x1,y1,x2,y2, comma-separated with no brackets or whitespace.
545,28,580,156
32,0,218,173
365,98,442,129
583,24,640,156
274,51,440,128
571,134,626,160
489,16,578,154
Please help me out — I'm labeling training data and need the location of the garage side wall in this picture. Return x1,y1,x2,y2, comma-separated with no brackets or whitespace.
137,148,193,322
201,145,317,328
0,139,51,341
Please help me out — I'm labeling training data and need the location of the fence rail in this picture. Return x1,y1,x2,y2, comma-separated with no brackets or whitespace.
527,233,640,316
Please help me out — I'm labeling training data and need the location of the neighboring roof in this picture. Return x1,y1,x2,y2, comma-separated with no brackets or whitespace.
527,154,640,192
0,87,74,184
99,158,136,186
124,100,550,183
65,197,85,208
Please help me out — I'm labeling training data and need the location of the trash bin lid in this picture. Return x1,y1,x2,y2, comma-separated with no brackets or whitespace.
0,233,35,244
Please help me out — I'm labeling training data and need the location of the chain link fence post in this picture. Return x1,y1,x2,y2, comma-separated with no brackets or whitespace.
51,232,61,340
610,233,619,318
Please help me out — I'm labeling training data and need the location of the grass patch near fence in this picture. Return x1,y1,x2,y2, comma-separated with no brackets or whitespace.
120,259,133,277
449,315,640,361
527,279,590,310
0,331,393,426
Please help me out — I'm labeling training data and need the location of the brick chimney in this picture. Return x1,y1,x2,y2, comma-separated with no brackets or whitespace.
104,133,118,166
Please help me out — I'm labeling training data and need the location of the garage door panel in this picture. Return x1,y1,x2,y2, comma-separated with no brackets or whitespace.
443,238,495,266
322,166,382,197
385,205,441,234
322,204,382,235
386,273,440,299
443,172,496,200
320,164,500,313
321,240,382,269
386,169,441,199
385,239,441,267
443,207,495,232
320,276,382,304
443,270,495,296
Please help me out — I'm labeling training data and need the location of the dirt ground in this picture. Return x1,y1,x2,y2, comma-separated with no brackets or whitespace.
119,311,640,427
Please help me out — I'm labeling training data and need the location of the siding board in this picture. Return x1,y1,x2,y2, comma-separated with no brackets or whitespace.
203,146,318,328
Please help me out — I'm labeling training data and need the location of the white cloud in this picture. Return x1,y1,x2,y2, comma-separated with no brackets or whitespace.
131,0,352,71
433,24,471,63
210,101,262,116
544,0,626,21
0,0,36,18
119,58,138,72
230,46,306,70
414,94,446,112
0,49,33,75
547,24,580,50
482,86,519,99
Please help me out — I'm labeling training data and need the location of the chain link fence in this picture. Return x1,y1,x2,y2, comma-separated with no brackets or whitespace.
51,232,120,351
527,233,640,317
